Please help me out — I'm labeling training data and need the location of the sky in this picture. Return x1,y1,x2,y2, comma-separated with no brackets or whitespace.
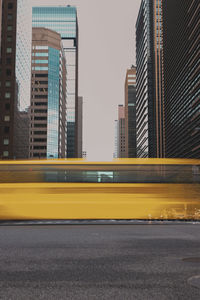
32,0,141,161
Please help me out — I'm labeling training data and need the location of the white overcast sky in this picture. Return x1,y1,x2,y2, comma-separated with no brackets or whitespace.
32,0,141,161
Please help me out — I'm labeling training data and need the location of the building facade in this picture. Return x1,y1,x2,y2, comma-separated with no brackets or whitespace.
136,0,164,158
32,6,79,158
30,28,66,159
0,0,2,56
77,96,83,158
162,0,200,158
117,105,126,158
82,151,87,159
0,0,32,159
113,119,118,159
125,66,137,158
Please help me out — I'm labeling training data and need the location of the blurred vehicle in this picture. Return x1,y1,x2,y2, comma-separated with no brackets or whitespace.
0,159,199,220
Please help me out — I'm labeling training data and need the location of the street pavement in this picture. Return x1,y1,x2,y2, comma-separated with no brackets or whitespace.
0,224,200,300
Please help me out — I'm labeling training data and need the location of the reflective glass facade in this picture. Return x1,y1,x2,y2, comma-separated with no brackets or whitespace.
32,6,78,158
32,6,77,39
47,47,60,159
30,28,66,159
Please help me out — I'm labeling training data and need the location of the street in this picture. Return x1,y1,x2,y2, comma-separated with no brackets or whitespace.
0,224,200,299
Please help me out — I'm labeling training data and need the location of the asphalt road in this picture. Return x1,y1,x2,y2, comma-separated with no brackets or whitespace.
0,224,200,300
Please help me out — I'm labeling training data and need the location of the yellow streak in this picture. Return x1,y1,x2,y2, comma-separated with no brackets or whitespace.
0,183,199,220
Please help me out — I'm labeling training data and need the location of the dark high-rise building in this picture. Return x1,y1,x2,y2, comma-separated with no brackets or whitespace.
77,96,83,158
125,66,137,158
30,28,67,159
113,119,118,159
117,105,126,158
0,0,2,56
162,0,200,158
32,6,79,158
0,0,32,159
136,0,164,158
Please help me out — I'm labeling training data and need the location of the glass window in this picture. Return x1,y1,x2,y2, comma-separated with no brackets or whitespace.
34,60,48,64
35,52,49,57
5,103,10,110
6,48,12,53
34,66,48,71
6,69,11,76
3,151,9,157
8,14,13,20
7,26,12,31
7,36,12,42
3,139,9,145
4,127,9,133
6,58,12,65
5,93,11,99
4,116,10,122
8,3,13,9
5,81,11,87
36,46,48,50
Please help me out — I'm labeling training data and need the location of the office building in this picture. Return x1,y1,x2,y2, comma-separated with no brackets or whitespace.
162,0,200,157
32,6,79,158
136,0,164,158
0,0,2,56
30,28,66,159
113,119,118,159
0,0,32,159
82,151,87,159
77,96,83,158
125,66,137,158
117,105,126,158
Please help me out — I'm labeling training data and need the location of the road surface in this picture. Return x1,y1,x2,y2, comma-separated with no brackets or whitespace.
0,224,200,299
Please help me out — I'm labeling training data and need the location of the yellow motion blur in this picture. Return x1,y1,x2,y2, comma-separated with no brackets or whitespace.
0,159,200,220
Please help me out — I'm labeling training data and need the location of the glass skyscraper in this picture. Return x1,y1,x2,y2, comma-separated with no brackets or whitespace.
162,0,200,158
136,0,164,158
30,28,66,159
32,6,78,158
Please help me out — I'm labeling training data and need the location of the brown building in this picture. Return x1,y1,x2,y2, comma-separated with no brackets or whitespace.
0,0,32,159
0,0,2,56
125,66,137,158
0,0,17,159
118,105,126,158
30,28,66,159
